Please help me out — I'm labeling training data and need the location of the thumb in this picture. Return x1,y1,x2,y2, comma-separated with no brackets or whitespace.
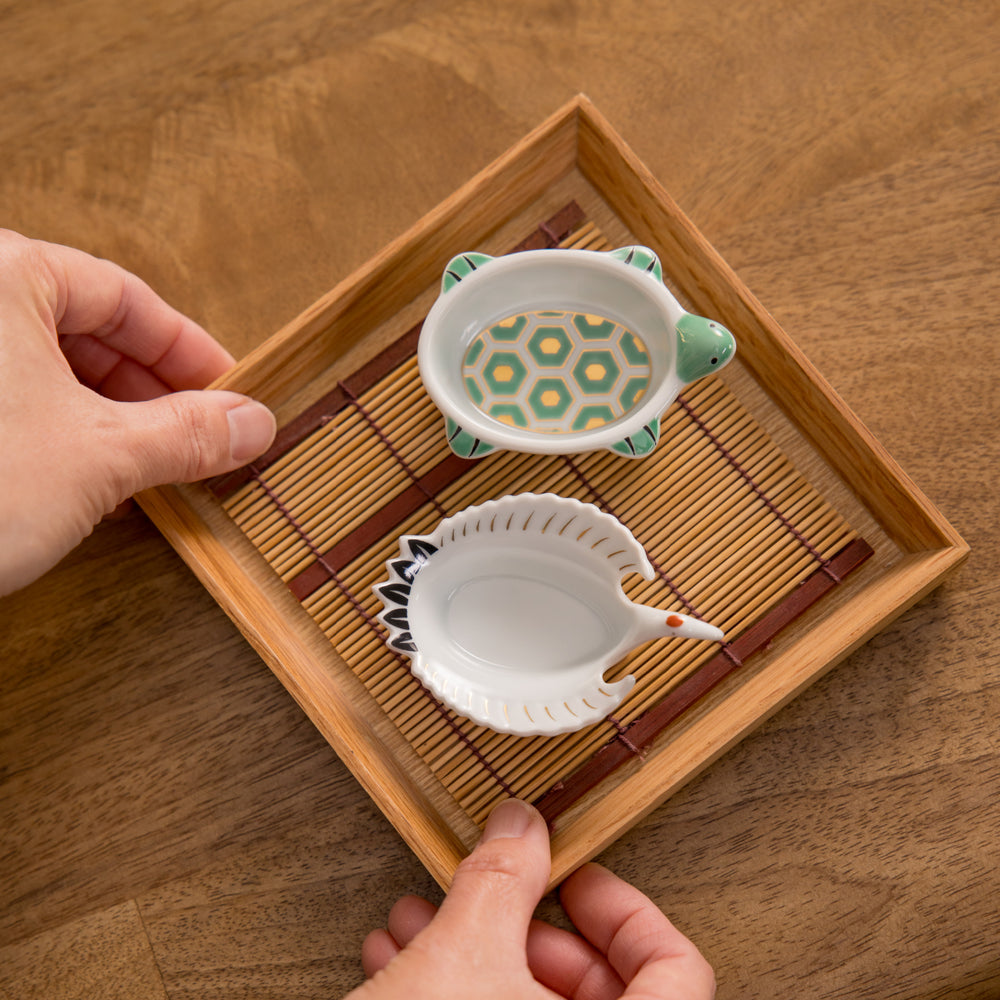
109,389,276,493
430,799,551,954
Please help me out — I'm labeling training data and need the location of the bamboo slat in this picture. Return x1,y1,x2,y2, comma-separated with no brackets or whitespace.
138,96,966,889
220,223,864,826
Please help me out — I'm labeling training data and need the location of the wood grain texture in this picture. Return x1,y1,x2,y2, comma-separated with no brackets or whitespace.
1,2,997,997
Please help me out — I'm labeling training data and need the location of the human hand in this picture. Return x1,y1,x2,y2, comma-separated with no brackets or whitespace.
0,230,276,595
351,799,714,999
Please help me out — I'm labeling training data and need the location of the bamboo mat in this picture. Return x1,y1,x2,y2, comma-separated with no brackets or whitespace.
208,205,872,827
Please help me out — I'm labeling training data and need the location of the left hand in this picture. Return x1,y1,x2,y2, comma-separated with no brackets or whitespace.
0,230,276,595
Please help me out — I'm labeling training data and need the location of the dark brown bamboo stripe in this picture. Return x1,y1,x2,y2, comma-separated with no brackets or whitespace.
339,379,449,520
205,200,586,499
206,323,424,498
531,535,874,823
604,713,647,759
509,200,586,252
282,374,848,608
249,467,519,799
214,200,871,835
289,451,476,600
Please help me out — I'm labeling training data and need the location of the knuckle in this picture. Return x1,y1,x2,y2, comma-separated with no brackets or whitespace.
0,229,35,274
457,845,524,883
162,396,221,481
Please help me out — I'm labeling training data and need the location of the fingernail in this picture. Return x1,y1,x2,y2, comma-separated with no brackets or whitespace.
482,799,536,843
227,399,276,463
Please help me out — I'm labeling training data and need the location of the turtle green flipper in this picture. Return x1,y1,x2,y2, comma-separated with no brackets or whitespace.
607,245,664,283
675,313,736,383
446,418,496,459
441,252,494,294
611,417,660,459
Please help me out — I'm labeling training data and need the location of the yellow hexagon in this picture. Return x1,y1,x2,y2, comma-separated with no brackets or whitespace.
493,365,515,382
540,337,562,354
540,390,562,407
585,363,607,381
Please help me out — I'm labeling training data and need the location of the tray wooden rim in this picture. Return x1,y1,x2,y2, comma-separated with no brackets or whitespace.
138,94,968,889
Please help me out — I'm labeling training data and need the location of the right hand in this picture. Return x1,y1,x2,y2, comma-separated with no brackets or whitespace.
351,798,715,999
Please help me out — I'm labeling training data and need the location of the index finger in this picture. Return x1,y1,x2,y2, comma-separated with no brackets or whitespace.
559,863,715,998
38,237,235,391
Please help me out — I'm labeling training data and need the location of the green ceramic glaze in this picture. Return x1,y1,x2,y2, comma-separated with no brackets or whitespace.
441,252,494,294
461,310,652,436
608,244,664,283
425,245,736,461
445,418,496,459
675,313,737,383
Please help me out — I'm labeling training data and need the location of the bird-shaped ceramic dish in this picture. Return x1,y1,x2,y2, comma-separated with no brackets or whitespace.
418,246,736,460
373,493,724,737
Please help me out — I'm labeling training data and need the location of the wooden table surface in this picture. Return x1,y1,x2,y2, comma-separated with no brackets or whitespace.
2,3,998,997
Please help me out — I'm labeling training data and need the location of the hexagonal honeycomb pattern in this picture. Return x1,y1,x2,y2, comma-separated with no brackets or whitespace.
461,310,651,434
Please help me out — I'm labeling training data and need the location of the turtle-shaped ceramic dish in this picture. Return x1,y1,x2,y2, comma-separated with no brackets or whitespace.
418,246,736,460
373,493,724,737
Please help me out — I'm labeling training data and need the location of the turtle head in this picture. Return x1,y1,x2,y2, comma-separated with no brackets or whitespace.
674,313,736,384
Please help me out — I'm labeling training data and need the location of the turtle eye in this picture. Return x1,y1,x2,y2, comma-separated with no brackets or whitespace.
710,356,719,365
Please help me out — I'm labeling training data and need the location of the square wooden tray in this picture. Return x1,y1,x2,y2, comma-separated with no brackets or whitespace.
138,95,967,889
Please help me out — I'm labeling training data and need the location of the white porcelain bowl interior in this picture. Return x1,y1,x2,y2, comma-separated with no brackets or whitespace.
373,493,724,737
417,246,735,460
